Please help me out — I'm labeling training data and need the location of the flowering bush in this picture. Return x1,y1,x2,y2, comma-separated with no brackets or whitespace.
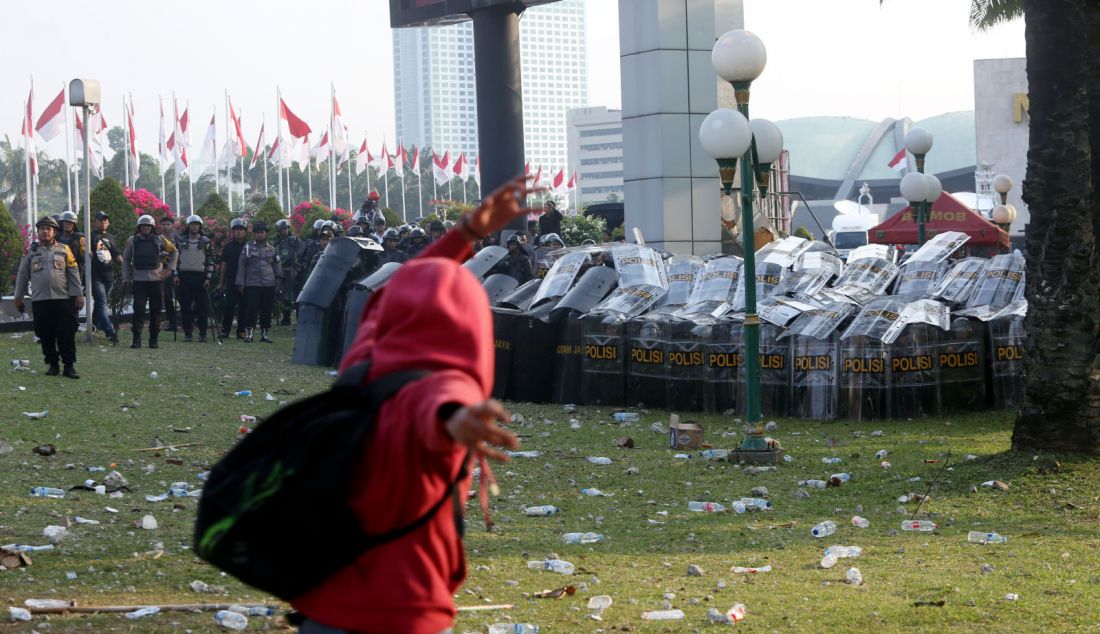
124,187,173,221
561,214,606,246
290,200,353,234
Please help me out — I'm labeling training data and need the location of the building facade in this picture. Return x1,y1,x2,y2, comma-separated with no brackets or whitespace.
566,106,624,206
974,57,1028,235
392,0,588,173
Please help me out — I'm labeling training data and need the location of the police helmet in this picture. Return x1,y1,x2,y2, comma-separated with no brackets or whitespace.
253,221,269,232
59,211,78,224
36,216,60,230
94,211,110,221
186,214,203,226
347,225,364,237
383,228,399,242
408,221,420,229
429,220,445,233
541,233,564,248
230,218,247,230
373,216,387,227
398,224,410,235
137,214,156,227
275,219,290,231
410,227,426,239
313,219,325,231
506,233,522,246
321,220,336,232
581,239,597,246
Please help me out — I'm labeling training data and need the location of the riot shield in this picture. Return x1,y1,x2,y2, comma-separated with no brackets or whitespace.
889,321,942,419
989,314,1026,409
963,252,1025,311
498,279,543,311
760,236,813,269
937,317,988,413
550,266,619,321
463,245,508,279
701,317,743,414
659,255,704,309
353,261,403,290
483,274,520,307
291,304,333,366
932,257,988,306
533,250,591,305
839,298,908,420
831,257,899,301
759,323,791,418
790,331,841,420
491,307,523,400
625,317,668,409
297,238,372,308
685,257,743,311
338,286,371,364
551,315,585,404
581,312,629,406
893,260,947,299
511,308,562,403
666,316,708,412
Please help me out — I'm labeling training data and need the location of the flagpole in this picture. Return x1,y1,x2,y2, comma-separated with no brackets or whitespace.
212,105,220,206
329,83,336,208
173,96,180,215
417,158,423,219
122,95,130,189
29,78,38,222
225,91,232,213
347,158,353,212
63,83,73,212
24,125,32,231
72,109,81,221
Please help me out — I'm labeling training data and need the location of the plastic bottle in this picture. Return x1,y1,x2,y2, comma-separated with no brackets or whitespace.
2,544,54,552
87,466,106,472
731,565,771,573
8,607,31,621
846,567,863,585
851,516,870,528
901,520,937,532
700,449,729,460
507,450,541,458
169,482,190,497
823,546,862,558
527,559,575,574
489,624,540,634
688,501,726,513
30,487,65,498
811,520,837,538
232,390,252,397
24,599,73,609
228,604,276,616
799,479,827,489
126,607,160,619
738,497,772,510
587,456,613,465
580,488,609,497
563,532,605,544
730,501,747,514
820,553,838,569
524,505,559,517
830,473,851,483
239,415,257,424
967,531,1008,544
727,604,748,622
612,412,640,422
822,457,842,464
874,449,888,459
641,609,685,620
214,610,248,630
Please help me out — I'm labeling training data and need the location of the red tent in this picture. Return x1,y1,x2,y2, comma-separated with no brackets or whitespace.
869,192,1010,248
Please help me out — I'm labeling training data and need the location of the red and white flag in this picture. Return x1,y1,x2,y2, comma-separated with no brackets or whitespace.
22,87,38,183
551,168,565,192
525,161,530,176
34,88,65,143
250,123,266,169
453,152,468,182
408,145,420,173
377,140,392,174
228,97,247,158
355,138,372,176
531,165,542,188
170,102,190,175
888,148,907,173
158,97,170,164
127,97,140,183
337,123,351,171
393,144,406,179
292,134,311,169
473,155,480,188
279,97,312,139
74,106,107,178
331,94,348,156
268,136,283,167
198,113,217,176
313,131,330,168
432,151,451,186
566,170,577,192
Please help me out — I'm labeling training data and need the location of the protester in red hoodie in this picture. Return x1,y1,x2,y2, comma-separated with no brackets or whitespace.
292,176,542,634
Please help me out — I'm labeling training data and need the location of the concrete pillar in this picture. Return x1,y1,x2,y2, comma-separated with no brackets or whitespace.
618,0,744,254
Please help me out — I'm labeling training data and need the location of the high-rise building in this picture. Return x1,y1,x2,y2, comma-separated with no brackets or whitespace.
567,106,623,206
392,0,588,173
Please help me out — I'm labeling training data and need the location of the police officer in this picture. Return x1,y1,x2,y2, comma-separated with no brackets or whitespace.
121,214,177,349
14,216,84,378
403,227,428,256
428,220,445,244
494,234,534,284
159,216,180,333
538,200,563,237
89,211,121,344
57,211,86,276
236,221,282,343
371,216,387,242
378,228,408,266
305,223,335,279
273,219,300,326
218,218,249,339
173,215,215,342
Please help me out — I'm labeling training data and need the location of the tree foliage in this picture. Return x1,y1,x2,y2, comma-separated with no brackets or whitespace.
969,0,1023,30
0,200,23,295
561,214,606,246
252,196,286,230
196,193,231,224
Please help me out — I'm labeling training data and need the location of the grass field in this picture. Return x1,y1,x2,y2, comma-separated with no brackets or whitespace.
2,326,1099,633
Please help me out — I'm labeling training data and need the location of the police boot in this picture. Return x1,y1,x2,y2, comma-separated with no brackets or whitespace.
244,328,254,343
45,363,60,376
148,331,160,349
62,364,79,379
183,333,193,343
260,328,273,343
130,330,142,349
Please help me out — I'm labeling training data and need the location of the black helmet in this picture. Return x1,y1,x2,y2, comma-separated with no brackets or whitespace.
506,234,522,246
275,219,290,231
430,220,445,233
59,211,78,224
230,218,247,230
383,228,399,241
541,233,564,247
94,210,110,221
410,227,426,239
347,225,364,237
36,216,60,230
253,221,269,232
313,219,325,231
398,224,410,235
373,216,386,227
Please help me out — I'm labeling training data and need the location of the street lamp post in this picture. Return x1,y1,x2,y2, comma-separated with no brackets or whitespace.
702,30,784,458
991,173,1017,234
902,127,934,246
921,173,942,244
69,79,100,344
900,172,929,245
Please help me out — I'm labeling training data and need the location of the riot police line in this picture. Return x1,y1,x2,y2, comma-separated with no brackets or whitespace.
290,229,1026,421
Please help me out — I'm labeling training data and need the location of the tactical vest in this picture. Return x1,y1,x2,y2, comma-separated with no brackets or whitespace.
178,237,208,272
132,236,161,270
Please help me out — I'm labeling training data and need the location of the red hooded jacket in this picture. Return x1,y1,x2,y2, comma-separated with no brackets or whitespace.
292,232,487,633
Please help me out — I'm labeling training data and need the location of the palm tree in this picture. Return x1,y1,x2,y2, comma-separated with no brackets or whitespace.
969,0,1023,30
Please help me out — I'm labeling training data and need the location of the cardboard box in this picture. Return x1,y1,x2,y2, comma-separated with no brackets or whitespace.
668,414,704,449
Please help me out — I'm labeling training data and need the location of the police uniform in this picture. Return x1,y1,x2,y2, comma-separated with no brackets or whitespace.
219,232,249,339
273,228,301,326
174,228,215,342
89,221,121,343
14,223,84,377
236,232,282,342
121,222,178,349
160,225,180,332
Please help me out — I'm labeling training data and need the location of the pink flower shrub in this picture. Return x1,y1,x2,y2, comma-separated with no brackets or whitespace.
124,188,173,221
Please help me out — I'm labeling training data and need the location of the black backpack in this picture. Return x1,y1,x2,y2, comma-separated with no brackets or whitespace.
194,363,466,600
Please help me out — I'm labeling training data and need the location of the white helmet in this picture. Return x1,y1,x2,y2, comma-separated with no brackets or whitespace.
186,214,203,226
137,214,155,227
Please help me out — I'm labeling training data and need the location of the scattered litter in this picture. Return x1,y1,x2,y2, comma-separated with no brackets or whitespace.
901,520,937,532
534,585,576,599
524,505,559,517
490,625,539,634
214,609,248,630
140,514,158,530
811,521,836,538
580,488,612,497
913,600,946,607
846,567,863,585
708,604,747,624
563,532,604,544
149,371,158,380
731,565,771,574
764,421,778,432
875,450,889,459
563,404,577,413
265,393,276,401
24,599,73,609
822,457,842,464
799,479,827,489
239,415,257,424
981,480,1010,491
527,559,574,574
72,516,100,525
105,507,118,513
569,419,582,429
42,525,67,543
30,487,65,498
612,412,639,422
649,422,666,434
641,609,684,621
871,430,884,437
783,454,794,462
701,449,729,460
965,454,978,461
232,390,252,397
967,531,1007,544
8,607,31,621
190,580,227,594
851,516,870,528
588,595,612,611
126,607,160,619
673,453,692,459
687,564,704,577
742,465,775,475
1004,593,1019,601
32,444,56,456
507,450,541,459
587,456,612,465
688,501,725,513
3,544,54,552
0,548,32,570
103,471,128,491
750,486,769,498
22,410,48,419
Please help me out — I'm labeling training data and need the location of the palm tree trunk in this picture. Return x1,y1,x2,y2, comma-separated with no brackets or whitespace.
1012,0,1100,452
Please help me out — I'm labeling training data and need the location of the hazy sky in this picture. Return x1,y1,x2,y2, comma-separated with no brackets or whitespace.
2,0,1024,163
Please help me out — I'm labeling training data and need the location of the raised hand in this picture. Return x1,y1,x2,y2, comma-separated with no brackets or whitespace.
443,399,520,463
462,174,547,239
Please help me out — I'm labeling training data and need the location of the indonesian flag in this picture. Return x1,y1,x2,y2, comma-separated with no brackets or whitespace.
888,148,907,173
313,131,330,168
525,161,530,176
531,165,542,188
127,98,139,183
453,152,468,182
228,97,247,158
198,114,217,176
432,151,451,186
279,97,312,139
408,145,420,173
74,107,107,178
473,155,480,188
355,139,371,176
393,144,406,179
22,87,38,183
336,123,350,172
34,88,65,143
566,170,577,192
158,97,170,165
268,136,284,167
551,167,565,192
249,123,265,169
373,139,388,171
332,95,348,156
292,134,311,170
171,103,190,175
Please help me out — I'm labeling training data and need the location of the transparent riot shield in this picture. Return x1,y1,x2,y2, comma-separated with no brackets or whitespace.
889,321,942,419
937,317,988,413
498,279,543,311
551,314,585,404
932,257,988,306
581,312,628,406
964,252,1026,311
483,274,520,306
989,314,1026,409
625,317,668,409
660,255,704,309
759,323,791,418
839,336,890,421
893,260,947,299
701,317,743,414
790,331,841,420
463,245,508,279
666,317,708,411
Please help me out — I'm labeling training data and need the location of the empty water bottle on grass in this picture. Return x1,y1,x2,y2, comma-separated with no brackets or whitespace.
563,532,604,544
967,531,1007,544
30,487,65,498
125,607,160,619
214,610,247,630
524,505,559,517
527,559,575,574
901,520,937,532
811,521,836,537
490,624,540,634
851,516,870,528
612,412,639,422
688,501,726,513
641,609,685,621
